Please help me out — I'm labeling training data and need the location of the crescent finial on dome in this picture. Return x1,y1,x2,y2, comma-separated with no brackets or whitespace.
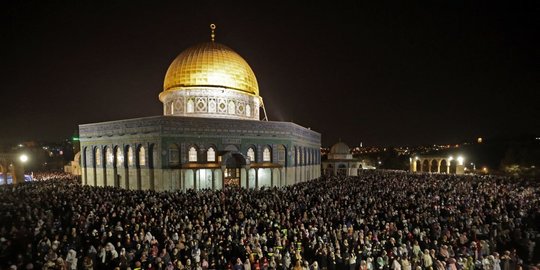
210,24,216,42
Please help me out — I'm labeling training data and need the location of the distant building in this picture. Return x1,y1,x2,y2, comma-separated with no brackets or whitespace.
410,154,465,174
79,25,321,191
322,142,364,176
0,153,26,184
64,152,81,176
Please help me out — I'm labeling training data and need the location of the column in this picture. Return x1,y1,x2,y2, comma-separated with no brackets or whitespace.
82,152,87,185
437,160,441,173
103,162,107,187
241,167,247,188
280,169,285,187
193,169,197,190
93,162,97,186
181,170,185,191
221,168,225,188
211,169,215,190
282,168,286,186
270,168,274,187
125,166,129,189
246,168,250,189
255,168,259,189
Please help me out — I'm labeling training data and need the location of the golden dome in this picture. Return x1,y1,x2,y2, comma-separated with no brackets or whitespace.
163,42,259,96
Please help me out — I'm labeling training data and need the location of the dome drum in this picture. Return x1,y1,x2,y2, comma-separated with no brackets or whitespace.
160,87,260,120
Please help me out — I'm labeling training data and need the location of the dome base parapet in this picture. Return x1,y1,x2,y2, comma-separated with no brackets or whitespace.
160,87,261,120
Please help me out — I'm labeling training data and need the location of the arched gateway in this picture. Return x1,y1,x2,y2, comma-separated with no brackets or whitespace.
222,152,247,187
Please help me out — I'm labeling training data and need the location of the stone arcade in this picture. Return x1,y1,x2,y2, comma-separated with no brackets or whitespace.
410,155,465,174
79,25,321,191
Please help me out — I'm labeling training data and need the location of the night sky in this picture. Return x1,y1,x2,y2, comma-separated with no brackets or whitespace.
2,1,538,147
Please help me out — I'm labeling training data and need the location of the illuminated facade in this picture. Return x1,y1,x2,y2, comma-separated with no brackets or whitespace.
64,152,81,176
79,25,321,191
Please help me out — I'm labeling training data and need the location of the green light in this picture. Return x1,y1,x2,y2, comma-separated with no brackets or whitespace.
72,137,80,141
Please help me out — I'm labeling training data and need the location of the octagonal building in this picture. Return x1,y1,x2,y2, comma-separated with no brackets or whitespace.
79,27,321,191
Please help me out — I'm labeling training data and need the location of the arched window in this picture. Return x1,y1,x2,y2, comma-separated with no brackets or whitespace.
187,99,194,113
139,146,146,166
246,104,251,117
207,147,216,162
228,101,235,115
106,147,114,165
127,146,134,166
247,148,255,162
263,147,271,162
188,146,197,162
95,147,102,166
116,147,124,167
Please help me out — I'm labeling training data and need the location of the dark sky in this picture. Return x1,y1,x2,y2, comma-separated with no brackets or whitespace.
2,1,538,147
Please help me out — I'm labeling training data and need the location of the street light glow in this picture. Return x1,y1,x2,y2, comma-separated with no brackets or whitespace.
19,154,28,163
457,156,464,165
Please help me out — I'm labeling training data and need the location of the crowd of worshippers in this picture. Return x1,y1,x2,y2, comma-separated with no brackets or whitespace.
0,171,539,270
31,171,76,181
